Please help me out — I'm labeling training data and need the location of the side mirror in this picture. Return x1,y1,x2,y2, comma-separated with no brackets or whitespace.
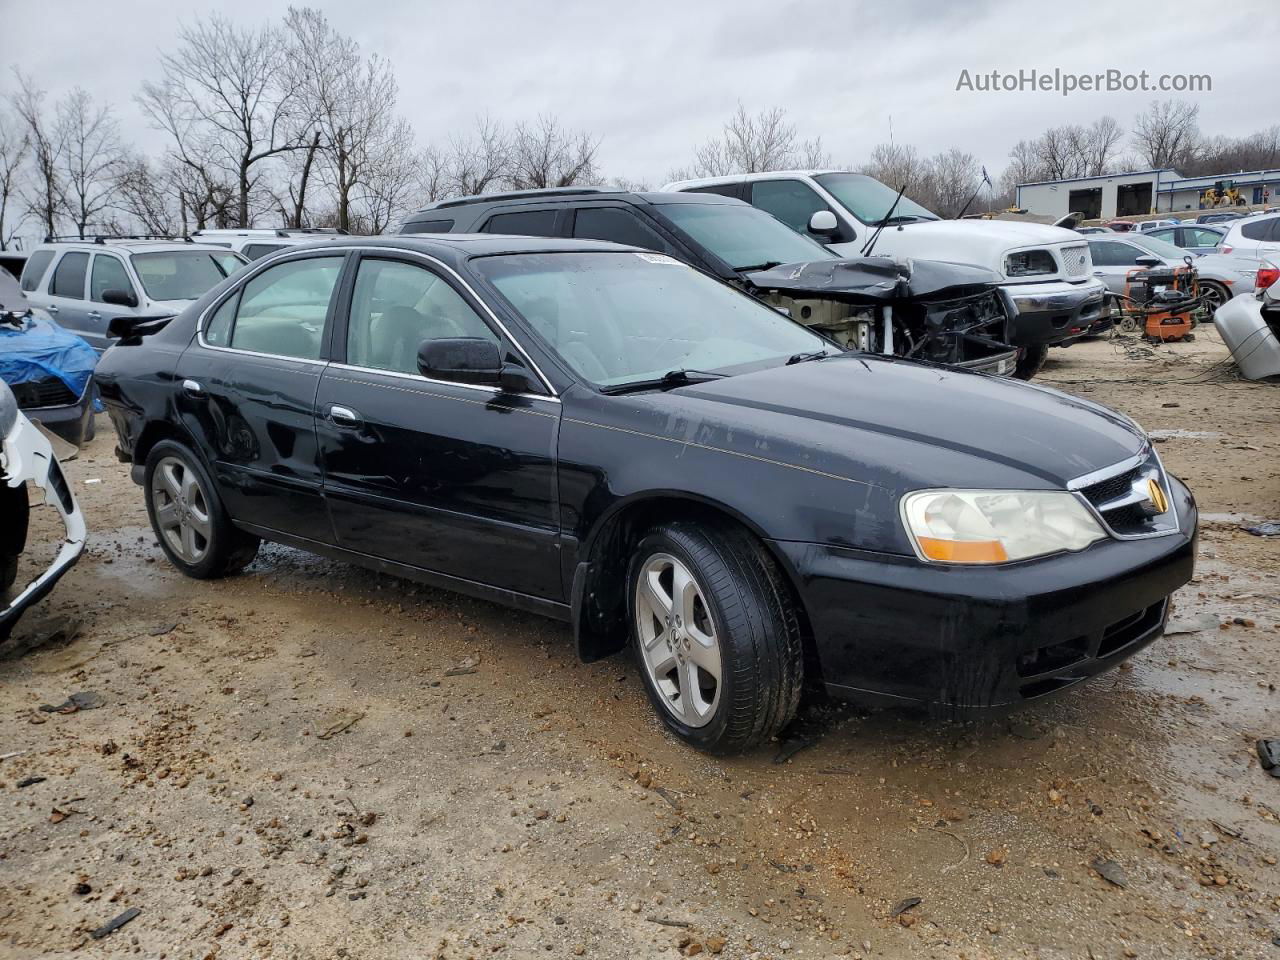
1134,255,1163,268
417,337,533,393
102,288,139,308
808,210,840,238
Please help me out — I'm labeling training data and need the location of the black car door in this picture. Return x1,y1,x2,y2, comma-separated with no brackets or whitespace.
314,251,563,601
175,252,347,541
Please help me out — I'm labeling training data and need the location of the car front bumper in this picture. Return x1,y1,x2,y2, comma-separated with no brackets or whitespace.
1,412,87,639
1005,278,1109,347
954,347,1019,377
20,379,95,447
770,475,1197,709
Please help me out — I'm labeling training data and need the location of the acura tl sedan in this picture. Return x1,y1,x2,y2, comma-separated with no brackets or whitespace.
93,236,1197,753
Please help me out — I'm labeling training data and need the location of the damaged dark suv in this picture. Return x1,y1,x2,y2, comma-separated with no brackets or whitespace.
400,189,1019,375
94,236,1196,753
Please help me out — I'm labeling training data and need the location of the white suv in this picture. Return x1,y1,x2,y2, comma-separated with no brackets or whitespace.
19,238,246,352
1220,212,1280,260
189,227,348,261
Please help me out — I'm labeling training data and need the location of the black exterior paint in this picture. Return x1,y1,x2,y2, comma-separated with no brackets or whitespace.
93,235,1198,709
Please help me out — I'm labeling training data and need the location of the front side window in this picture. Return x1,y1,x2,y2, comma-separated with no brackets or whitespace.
20,249,55,292
90,255,135,302
572,208,679,255
1187,228,1223,247
659,201,835,271
749,179,832,234
50,252,89,299
228,256,343,359
1147,228,1176,243
1088,240,1140,267
130,251,244,301
813,173,939,224
482,210,559,237
346,258,497,374
476,251,833,387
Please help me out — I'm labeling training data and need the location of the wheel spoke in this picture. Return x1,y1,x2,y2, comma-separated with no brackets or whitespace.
180,468,200,505
678,661,706,721
160,462,182,499
181,521,200,559
155,501,180,531
646,646,678,678
685,636,721,681
672,563,698,628
639,570,672,620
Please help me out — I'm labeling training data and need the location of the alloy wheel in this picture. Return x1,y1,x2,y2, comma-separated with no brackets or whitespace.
150,456,213,564
634,553,722,727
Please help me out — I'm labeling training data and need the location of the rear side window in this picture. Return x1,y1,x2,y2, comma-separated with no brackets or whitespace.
20,249,55,292
749,179,831,234
50,252,89,299
1089,240,1139,266
90,255,135,302
1241,217,1280,241
401,219,455,234
1187,228,1222,247
571,208,679,255
1147,228,1176,242
482,210,558,237
680,183,743,200
243,243,284,260
229,256,344,359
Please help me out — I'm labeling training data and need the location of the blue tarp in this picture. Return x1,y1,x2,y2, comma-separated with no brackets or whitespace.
0,312,100,408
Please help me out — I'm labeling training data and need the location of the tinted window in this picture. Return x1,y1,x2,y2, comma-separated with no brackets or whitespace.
401,219,455,234
50,252,89,299
572,208,678,255
1089,240,1140,266
229,256,343,359
482,210,558,237
243,243,285,260
749,180,831,234
1241,217,1279,241
346,258,497,374
20,249,55,292
90,255,135,302
131,251,243,301
679,183,743,200
659,201,835,270
1147,228,1176,243
1187,228,1222,247
204,294,237,346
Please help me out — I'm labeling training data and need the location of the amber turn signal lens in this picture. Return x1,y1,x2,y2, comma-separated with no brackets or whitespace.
915,537,1010,564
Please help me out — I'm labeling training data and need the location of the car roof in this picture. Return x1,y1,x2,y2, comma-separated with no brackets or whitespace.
664,169,849,189
276,233,648,263
35,239,231,254
404,189,745,220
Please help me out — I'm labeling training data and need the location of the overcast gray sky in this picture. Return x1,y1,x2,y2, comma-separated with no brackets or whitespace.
3,0,1272,184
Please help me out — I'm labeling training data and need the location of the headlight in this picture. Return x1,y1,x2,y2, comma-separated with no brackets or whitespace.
0,379,17,438
901,489,1107,564
1005,250,1057,278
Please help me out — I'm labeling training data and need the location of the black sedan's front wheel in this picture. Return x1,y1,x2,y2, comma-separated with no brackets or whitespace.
144,440,259,579
628,521,802,753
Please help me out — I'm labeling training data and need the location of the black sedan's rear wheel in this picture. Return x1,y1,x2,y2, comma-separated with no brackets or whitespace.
144,440,259,579
628,521,802,753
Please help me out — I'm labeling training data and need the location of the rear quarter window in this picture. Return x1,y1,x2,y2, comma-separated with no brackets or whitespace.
401,219,455,234
482,210,559,237
20,249,56,292
1241,218,1279,241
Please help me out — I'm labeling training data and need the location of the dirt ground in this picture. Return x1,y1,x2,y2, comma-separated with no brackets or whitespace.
2,326,1279,960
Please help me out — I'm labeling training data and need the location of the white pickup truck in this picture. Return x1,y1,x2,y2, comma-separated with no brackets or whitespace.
662,170,1109,379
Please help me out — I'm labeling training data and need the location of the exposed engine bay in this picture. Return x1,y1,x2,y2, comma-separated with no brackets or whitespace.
746,256,1016,372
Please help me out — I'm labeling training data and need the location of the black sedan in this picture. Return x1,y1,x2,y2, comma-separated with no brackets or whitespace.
94,236,1197,752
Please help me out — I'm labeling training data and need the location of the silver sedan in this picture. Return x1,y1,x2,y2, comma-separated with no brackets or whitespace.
1086,233,1275,312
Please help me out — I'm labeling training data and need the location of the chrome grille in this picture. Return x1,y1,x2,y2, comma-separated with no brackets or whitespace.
1059,244,1091,278
1071,451,1178,539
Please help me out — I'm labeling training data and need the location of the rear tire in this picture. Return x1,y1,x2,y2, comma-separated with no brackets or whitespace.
144,440,259,579
1199,280,1230,314
627,521,803,753
1013,343,1049,381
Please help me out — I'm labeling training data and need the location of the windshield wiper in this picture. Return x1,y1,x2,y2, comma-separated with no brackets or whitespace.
785,350,830,365
601,368,727,395
734,260,783,273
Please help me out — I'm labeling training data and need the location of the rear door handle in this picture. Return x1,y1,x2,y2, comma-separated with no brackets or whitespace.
87,310,101,320
47,304,58,314
328,405,362,428
182,379,204,398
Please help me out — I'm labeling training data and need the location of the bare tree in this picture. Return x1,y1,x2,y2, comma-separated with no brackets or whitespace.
56,88,125,237
923,149,982,218
113,156,179,236
861,142,924,192
447,115,511,196
354,118,418,234
11,70,64,239
1132,99,1200,170
415,146,451,205
674,104,826,179
510,115,599,189
139,15,304,227
0,108,29,249
1079,116,1124,177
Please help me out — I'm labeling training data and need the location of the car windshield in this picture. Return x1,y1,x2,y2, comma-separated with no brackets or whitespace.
130,250,245,301
475,251,837,388
814,173,940,224
658,202,836,270
1128,234,1194,261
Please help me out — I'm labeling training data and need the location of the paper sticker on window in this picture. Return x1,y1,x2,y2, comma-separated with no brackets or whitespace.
634,252,679,265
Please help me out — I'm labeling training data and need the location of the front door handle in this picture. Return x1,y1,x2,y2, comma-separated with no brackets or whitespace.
87,310,101,320
1092,270,1105,276
182,378,204,398
47,304,59,314
328,405,362,428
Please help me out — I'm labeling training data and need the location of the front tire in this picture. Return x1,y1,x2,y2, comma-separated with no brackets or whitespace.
1199,280,1230,314
144,440,259,579
1013,343,1049,381
627,521,802,753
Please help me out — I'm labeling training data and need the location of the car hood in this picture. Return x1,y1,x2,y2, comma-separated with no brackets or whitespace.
744,257,1002,303
622,355,1146,493
861,218,1085,265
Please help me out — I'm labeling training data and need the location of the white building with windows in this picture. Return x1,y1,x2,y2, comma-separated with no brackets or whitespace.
1015,170,1181,221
